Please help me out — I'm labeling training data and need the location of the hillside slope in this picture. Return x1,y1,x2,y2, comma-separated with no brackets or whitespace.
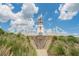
47,36,79,56
0,29,36,56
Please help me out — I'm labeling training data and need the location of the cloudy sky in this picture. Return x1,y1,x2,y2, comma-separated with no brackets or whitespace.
0,3,79,35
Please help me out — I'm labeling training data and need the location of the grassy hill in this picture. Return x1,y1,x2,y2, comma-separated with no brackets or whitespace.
0,28,36,56
0,28,79,56
47,36,79,56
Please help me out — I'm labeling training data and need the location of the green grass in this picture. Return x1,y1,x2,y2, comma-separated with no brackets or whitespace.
47,35,79,56
0,29,37,56
1,28,79,56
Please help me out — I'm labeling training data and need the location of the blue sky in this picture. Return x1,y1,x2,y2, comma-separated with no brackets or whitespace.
0,3,79,35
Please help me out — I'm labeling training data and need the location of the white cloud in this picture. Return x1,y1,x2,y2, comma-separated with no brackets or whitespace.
48,18,52,21
58,3,79,20
0,4,16,22
45,27,68,35
59,11,77,20
21,3,38,18
8,18,35,33
58,4,64,11
53,26,67,35
55,10,58,14
0,3,39,35
8,3,39,35
5,3,14,10
0,4,17,22
46,29,53,35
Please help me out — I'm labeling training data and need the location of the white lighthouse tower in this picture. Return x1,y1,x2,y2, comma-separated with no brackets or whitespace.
37,14,44,35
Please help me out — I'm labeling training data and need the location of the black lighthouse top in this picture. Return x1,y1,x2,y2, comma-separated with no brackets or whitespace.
37,14,43,25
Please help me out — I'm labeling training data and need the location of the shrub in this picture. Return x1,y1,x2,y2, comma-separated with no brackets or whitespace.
66,36,78,44
0,28,4,35
48,36,79,56
0,31,37,56
65,46,79,56
48,40,65,56
0,45,13,56
58,36,66,42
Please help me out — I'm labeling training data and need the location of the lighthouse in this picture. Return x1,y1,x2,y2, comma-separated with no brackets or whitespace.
37,14,44,35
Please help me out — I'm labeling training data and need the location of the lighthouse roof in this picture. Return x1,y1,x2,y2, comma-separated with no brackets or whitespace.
38,14,43,24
